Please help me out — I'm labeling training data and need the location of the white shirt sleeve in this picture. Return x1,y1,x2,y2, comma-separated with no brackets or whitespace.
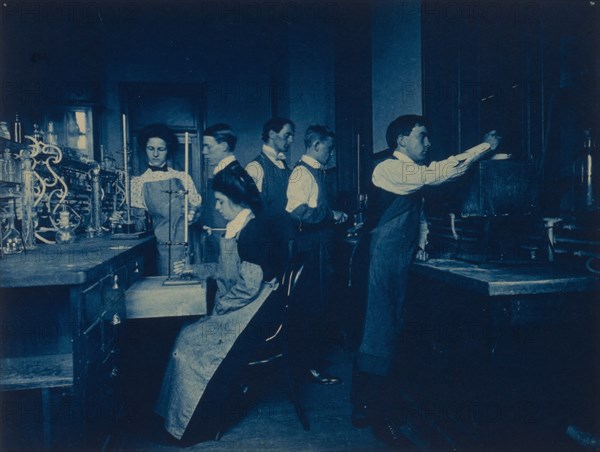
245,161,264,192
181,173,202,207
130,176,145,209
373,155,468,195
285,166,318,212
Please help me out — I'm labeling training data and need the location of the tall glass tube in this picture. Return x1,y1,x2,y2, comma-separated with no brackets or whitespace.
20,155,36,249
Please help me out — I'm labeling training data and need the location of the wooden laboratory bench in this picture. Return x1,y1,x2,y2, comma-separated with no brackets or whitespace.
401,258,600,450
0,235,155,450
0,236,155,287
411,258,599,296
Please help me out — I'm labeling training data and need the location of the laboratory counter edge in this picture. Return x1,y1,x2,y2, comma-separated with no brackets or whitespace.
411,258,599,296
0,236,156,288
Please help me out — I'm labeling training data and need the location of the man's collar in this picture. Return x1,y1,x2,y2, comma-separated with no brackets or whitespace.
262,144,277,158
214,154,237,174
301,154,323,169
262,144,286,168
393,150,416,164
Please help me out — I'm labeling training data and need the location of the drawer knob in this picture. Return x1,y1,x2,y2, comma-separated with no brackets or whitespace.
110,367,119,378
112,275,119,289
112,314,121,326
134,262,140,273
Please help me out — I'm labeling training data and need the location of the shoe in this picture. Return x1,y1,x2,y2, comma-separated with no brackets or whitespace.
371,417,412,449
351,404,370,428
307,368,342,385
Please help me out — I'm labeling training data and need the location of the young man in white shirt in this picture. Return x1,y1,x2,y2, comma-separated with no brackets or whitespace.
286,125,348,386
352,114,499,447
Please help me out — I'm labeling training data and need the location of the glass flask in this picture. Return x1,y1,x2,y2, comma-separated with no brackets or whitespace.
2,199,24,254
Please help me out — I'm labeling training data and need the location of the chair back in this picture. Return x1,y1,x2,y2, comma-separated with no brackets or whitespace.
246,262,304,364
281,261,305,300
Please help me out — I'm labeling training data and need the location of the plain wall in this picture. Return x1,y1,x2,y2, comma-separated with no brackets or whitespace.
371,0,422,153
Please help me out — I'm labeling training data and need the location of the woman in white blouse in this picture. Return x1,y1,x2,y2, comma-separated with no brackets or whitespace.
129,124,201,275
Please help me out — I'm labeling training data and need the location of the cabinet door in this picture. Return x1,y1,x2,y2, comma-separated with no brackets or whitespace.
81,316,103,376
80,280,103,330
127,256,144,287
102,298,125,365
102,272,123,308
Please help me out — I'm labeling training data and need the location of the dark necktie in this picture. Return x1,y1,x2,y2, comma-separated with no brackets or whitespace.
148,164,168,172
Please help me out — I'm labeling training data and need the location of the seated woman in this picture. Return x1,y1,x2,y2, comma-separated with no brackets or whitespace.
155,164,286,444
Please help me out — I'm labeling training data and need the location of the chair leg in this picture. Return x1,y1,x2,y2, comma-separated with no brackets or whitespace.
283,352,310,431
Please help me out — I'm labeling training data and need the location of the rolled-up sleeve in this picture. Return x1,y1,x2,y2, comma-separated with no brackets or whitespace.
285,166,332,225
245,161,264,192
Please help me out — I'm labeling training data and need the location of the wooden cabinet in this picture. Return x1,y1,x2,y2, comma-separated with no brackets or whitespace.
0,237,154,450
404,260,599,449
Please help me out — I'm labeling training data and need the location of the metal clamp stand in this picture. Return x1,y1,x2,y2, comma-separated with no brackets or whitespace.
111,149,144,239
163,182,201,286
164,132,200,285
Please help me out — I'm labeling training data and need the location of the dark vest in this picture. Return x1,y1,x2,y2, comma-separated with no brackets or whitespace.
296,159,332,218
366,156,423,232
250,152,291,214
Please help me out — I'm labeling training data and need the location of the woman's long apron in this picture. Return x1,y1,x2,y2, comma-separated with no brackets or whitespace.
155,236,275,440
143,177,186,275
123,177,190,416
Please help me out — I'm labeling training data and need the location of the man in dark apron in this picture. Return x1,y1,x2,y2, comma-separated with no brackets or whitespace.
352,115,499,448
286,125,348,385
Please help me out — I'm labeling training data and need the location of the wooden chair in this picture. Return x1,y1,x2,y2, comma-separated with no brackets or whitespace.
180,263,309,445
245,261,309,431
212,262,309,441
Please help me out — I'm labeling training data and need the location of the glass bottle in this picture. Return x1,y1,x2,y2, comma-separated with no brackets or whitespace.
0,150,5,181
573,129,597,211
3,149,14,183
55,206,76,244
46,121,58,145
14,113,22,143
33,124,43,142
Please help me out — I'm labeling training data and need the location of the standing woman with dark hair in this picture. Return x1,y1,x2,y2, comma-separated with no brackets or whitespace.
129,123,202,275
155,164,286,444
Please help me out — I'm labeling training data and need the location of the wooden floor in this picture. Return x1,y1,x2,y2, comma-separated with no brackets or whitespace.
2,343,591,451
115,346,417,451
113,344,591,452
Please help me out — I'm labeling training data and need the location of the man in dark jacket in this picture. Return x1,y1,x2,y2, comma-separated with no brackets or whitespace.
199,123,242,263
246,117,296,260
